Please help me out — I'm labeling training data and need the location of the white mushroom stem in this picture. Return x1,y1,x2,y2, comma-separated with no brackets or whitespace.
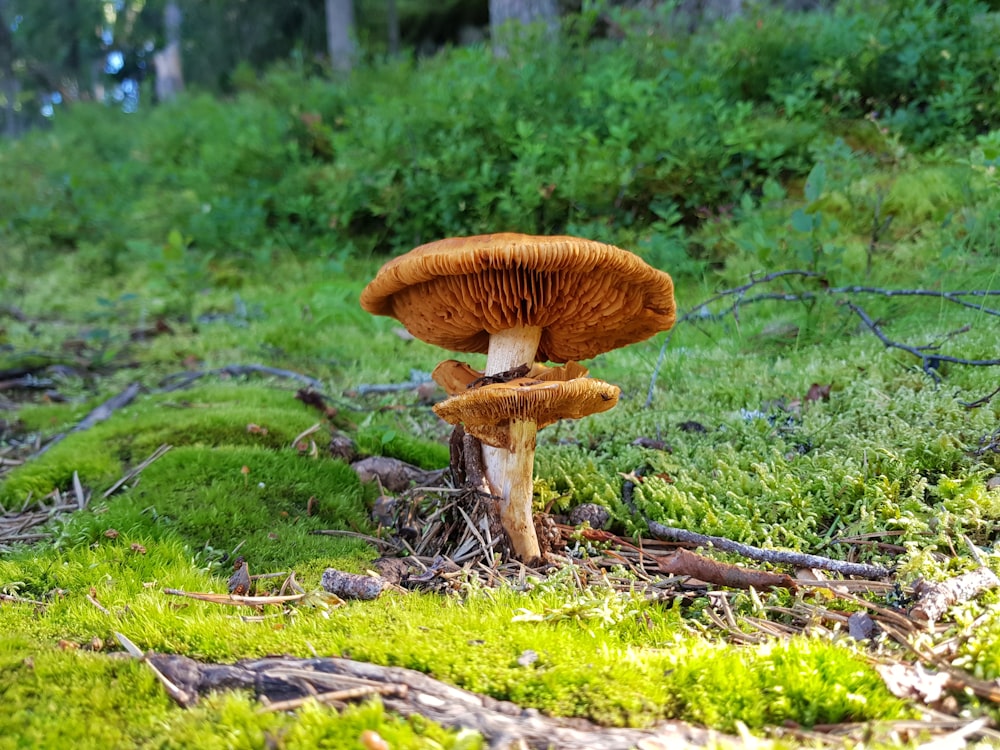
486,420,540,561
484,325,542,375
482,325,543,561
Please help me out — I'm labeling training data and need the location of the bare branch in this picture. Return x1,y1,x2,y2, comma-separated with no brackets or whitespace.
832,286,1000,317
34,382,142,458
158,364,325,393
959,385,1000,409
646,521,892,579
844,301,1000,378
645,272,1000,406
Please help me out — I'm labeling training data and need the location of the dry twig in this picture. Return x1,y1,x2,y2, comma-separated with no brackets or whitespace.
646,273,1000,405
159,364,325,393
647,521,892,579
35,382,142,457
102,444,172,499
910,566,1000,625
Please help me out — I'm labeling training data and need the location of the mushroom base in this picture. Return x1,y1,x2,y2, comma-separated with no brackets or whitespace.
482,420,541,562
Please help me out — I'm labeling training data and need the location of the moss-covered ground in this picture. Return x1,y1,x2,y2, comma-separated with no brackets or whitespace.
3,219,999,746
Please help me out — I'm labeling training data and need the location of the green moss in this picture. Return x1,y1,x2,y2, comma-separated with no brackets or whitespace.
663,638,905,730
54,445,372,572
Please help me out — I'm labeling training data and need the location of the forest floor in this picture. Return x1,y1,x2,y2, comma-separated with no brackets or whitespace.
1,238,999,748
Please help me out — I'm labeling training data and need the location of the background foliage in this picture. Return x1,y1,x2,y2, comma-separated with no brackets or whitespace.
2,0,999,284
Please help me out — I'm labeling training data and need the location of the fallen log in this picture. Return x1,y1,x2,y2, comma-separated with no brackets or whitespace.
132,651,735,749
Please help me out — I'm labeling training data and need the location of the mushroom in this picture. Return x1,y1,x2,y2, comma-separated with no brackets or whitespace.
360,233,676,560
433,377,620,560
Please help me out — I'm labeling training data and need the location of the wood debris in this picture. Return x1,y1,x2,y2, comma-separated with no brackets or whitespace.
910,566,1000,624
123,650,732,749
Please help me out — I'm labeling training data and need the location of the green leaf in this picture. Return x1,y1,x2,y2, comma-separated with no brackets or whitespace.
791,208,817,233
804,162,826,203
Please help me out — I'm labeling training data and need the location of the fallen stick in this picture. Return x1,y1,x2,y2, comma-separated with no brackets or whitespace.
158,364,325,393
35,382,142,457
646,521,892,579
656,547,797,590
350,369,432,396
909,566,1000,624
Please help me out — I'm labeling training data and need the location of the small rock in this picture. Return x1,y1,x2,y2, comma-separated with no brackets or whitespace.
350,455,443,493
517,649,538,667
568,503,611,530
847,612,877,641
329,433,358,463
321,568,385,600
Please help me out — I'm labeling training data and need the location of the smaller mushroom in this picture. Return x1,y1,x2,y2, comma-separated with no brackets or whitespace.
433,377,620,561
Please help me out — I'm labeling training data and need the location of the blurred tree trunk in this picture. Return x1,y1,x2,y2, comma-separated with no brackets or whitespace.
153,1,184,102
386,0,400,57
489,0,558,57
0,0,18,137
326,0,356,73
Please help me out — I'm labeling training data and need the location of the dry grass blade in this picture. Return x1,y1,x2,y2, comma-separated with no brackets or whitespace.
72,470,86,509
162,588,307,607
113,631,195,707
102,444,172,499
0,483,90,551
87,593,111,616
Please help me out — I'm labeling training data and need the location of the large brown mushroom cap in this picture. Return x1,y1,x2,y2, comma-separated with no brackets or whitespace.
433,377,621,450
359,233,676,363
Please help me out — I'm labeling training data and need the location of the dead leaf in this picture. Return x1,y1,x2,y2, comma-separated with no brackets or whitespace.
350,456,444,493
130,543,147,554
228,556,252,596
631,437,671,451
805,383,832,403
246,423,268,435
876,662,950,704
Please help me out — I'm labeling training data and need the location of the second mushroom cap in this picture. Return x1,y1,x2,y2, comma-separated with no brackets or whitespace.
433,377,621,451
